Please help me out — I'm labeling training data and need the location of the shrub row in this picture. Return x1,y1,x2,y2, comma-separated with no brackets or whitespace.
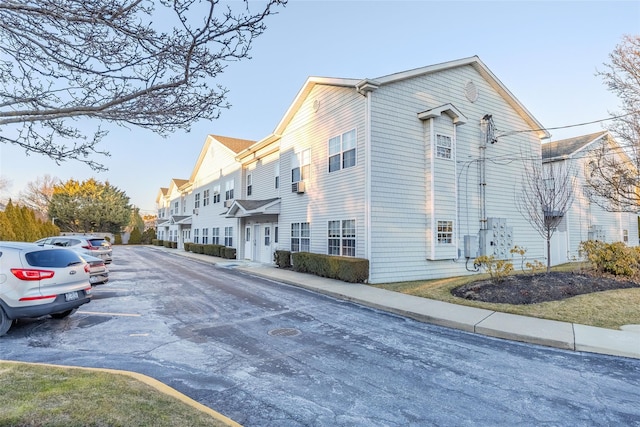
185,242,236,259
579,240,640,277
290,252,369,283
274,250,292,268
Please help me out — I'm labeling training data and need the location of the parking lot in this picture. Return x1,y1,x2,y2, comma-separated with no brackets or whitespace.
1,246,639,426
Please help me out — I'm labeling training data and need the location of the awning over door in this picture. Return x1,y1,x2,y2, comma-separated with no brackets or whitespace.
225,198,280,218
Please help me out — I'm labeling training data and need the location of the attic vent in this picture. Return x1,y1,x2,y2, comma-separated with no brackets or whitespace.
465,81,478,103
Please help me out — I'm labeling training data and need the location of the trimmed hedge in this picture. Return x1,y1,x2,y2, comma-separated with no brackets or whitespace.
185,243,236,259
152,239,164,246
291,252,369,283
274,250,291,268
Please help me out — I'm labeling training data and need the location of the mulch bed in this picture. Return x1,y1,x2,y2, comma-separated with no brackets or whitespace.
451,271,640,305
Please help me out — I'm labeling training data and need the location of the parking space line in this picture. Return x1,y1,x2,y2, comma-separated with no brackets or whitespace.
78,311,141,317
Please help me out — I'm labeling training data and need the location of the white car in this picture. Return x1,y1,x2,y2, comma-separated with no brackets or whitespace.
35,235,112,264
81,254,109,286
0,242,92,336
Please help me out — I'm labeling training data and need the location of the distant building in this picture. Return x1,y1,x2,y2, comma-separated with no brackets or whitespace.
542,131,639,265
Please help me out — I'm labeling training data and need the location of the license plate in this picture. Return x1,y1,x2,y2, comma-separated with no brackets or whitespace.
65,291,79,301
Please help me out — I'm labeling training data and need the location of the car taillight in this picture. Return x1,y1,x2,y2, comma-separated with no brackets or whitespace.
11,269,55,281
84,264,91,273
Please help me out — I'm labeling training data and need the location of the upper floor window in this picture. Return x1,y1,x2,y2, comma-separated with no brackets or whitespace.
247,174,253,196
173,201,178,214
275,164,280,189
203,189,210,206
194,192,201,208
292,149,310,183
329,129,356,173
436,134,452,159
225,180,234,200
213,185,221,203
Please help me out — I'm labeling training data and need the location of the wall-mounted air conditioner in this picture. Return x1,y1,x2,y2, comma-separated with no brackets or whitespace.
192,208,198,215
224,199,234,208
292,181,305,193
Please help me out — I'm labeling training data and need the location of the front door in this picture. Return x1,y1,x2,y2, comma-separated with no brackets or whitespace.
261,225,272,263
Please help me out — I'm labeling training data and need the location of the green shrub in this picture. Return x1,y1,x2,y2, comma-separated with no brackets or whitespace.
274,250,292,268
163,240,171,248
184,242,192,252
114,233,123,245
141,228,156,244
171,241,177,249
579,240,640,277
291,252,369,283
128,228,142,245
191,243,204,254
156,239,164,246
223,247,236,259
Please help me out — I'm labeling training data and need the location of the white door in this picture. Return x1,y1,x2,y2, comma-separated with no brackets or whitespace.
261,225,272,263
550,217,569,265
253,224,260,262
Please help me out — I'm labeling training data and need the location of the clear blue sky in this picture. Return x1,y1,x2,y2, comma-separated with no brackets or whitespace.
1,0,638,214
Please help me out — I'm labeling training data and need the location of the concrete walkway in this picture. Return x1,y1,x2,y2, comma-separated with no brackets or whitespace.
164,248,640,360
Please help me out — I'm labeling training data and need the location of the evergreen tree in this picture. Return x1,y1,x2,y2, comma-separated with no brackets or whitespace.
0,211,16,240
49,178,131,233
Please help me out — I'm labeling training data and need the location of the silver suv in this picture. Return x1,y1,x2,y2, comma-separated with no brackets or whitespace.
35,235,112,264
0,242,93,336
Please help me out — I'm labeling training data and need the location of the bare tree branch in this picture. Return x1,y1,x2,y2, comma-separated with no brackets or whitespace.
587,34,640,211
516,159,575,271
0,0,286,170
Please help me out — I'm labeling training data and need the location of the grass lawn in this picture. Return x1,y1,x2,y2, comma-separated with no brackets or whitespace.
0,361,237,427
371,263,640,330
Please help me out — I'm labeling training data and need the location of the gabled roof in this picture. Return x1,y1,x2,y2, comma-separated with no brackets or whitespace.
189,134,256,182
225,198,280,218
155,187,169,203
267,55,549,140
542,131,609,161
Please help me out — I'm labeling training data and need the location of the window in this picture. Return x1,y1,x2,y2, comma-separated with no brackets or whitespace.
173,201,179,214
292,149,310,183
328,220,356,256
202,228,209,244
212,227,220,245
193,229,200,244
194,193,201,208
225,180,234,201
247,174,253,196
213,185,221,203
274,226,279,243
436,134,452,159
624,229,629,243
437,220,454,244
245,227,251,242
224,226,233,247
291,222,310,252
264,227,271,246
329,129,356,172
275,164,280,189
203,189,210,206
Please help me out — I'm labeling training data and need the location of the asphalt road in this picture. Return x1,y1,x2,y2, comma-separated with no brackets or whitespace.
1,246,639,426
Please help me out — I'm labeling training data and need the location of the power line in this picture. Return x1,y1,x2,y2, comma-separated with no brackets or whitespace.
497,112,634,138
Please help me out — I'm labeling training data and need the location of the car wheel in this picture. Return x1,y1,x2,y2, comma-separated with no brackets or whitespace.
0,307,12,336
50,309,77,319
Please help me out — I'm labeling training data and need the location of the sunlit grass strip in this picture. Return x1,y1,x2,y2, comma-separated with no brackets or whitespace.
0,361,237,427
372,268,640,330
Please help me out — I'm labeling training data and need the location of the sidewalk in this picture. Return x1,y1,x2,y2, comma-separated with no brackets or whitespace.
163,248,640,360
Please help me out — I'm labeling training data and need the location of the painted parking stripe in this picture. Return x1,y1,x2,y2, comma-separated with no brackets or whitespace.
77,311,141,317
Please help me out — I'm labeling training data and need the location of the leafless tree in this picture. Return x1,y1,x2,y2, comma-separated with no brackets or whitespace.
516,159,575,272
0,0,286,171
586,34,640,212
583,133,640,212
18,174,60,217
0,176,11,204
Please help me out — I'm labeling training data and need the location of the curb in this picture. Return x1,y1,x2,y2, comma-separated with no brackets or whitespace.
0,360,242,427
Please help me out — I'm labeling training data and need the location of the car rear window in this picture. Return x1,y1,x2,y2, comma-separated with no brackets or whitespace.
88,239,108,247
25,249,84,268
